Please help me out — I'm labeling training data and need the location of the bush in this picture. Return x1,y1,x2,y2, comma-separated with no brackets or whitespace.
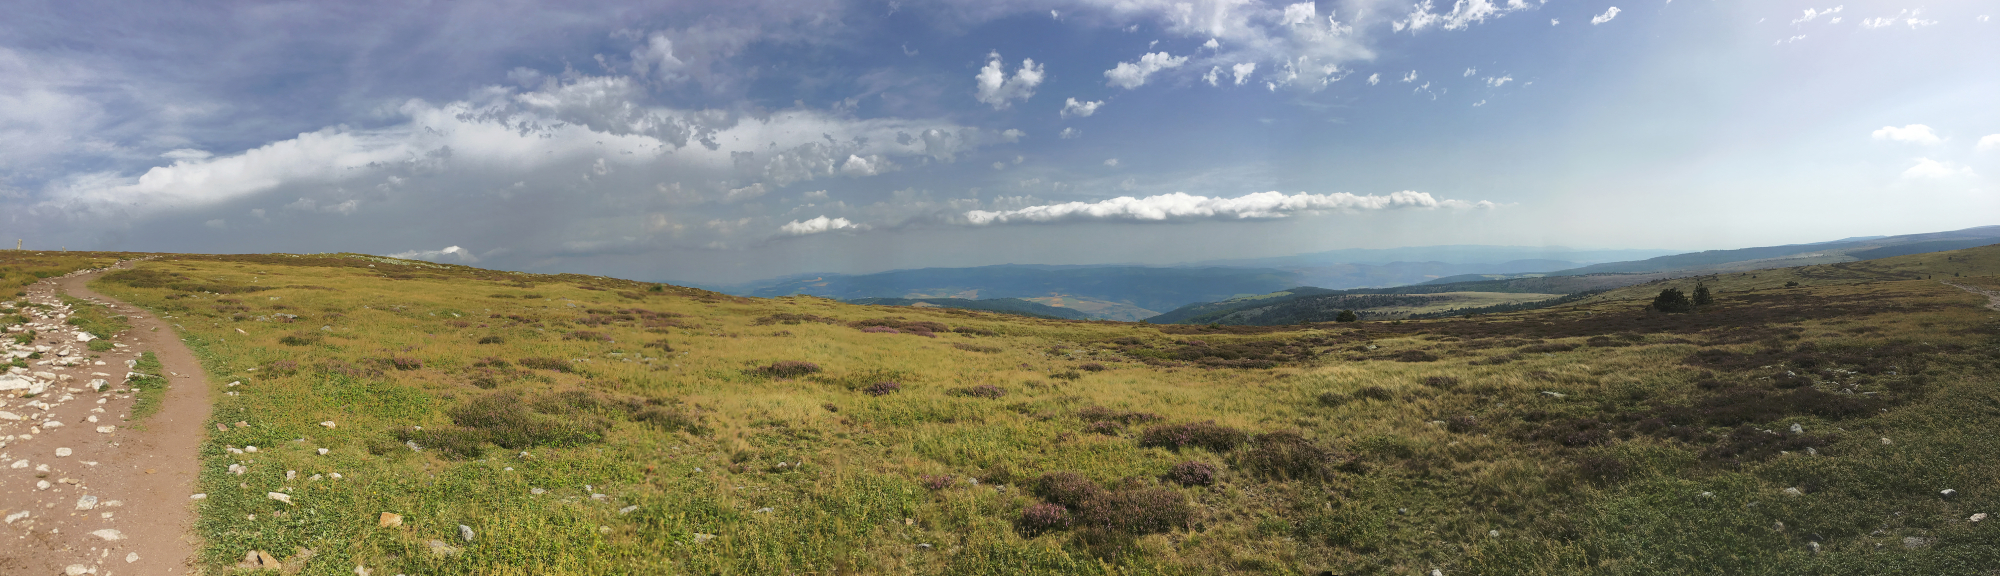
448,392,607,448
1050,370,1083,381
389,357,424,370
863,381,902,396
859,326,900,334
1019,503,1072,535
1335,310,1359,323
477,335,504,344
1651,288,1693,313
1084,421,1124,435
1237,430,1340,482
566,330,611,342
1692,283,1714,306
1076,406,1164,425
1574,454,1630,484
1162,461,1217,487
1784,281,1801,288
1421,375,1459,389
1315,392,1349,407
1355,386,1394,401
643,340,672,351
921,474,954,491
395,427,489,460
1446,415,1479,433
754,361,821,378
279,332,322,346
950,384,1007,399
1138,421,1248,452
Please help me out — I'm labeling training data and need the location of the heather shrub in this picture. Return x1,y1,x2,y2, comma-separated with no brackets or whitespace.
448,392,606,449
515,356,568,371
1084,421,1124,435
859,326,900,334
1446,415,1479,433
1019,503,1072,535
1138,421,1248,452
278,332,322,346
921,474,954,491
389,357,424,371
1355,386,1394,401
1421,375,1459,389
1050,370,1083,381
477,335,504,344
1078,362,1107,372
950,384,1007,399
1076,406,1164,425
1237,430,1340,482
754,361,821,378
566,330,611,342
863,381,902,396
1162,461,1216,487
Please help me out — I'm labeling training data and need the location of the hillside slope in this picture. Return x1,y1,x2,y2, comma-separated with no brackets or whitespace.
845,297,1092,320
39,248,2000,574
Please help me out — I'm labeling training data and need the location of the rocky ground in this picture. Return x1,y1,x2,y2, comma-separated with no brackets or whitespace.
1,264,208,575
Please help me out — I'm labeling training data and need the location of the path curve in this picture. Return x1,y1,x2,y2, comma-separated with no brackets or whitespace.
1941,280,2000,312
1,262,210,575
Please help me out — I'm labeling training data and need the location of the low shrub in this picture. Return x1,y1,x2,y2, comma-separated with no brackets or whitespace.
1355,386,1394,401
1315,392,1349,407
1236,431,1340,482
1019,503,1072,535
633,407,706,435
1076,406,1163,425
754,361,822,378
448,392,608,449
1084,421,1124,435
1446,415,1479,433
278,332,322,346
952,342,1001,353
1162,461,1217,487
1421,375,1459,389
859,326,900,334
477,335,504,344
87,339,114,352
921,474,954,491
643,340,672,351
1050,370,1083,381
1138,421,1248,452
1078,363,1107,372
863,381,902,396
950,384,1007,399
1574,454,1631,484
395,426,489,460
566,330,611,342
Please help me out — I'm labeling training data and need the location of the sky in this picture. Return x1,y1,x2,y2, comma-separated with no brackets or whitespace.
2,0,1996,284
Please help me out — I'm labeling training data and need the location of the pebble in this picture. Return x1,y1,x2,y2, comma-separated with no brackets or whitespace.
55,447,71,457
1941,489,1957,497
1971,513,1988,524
1782,488,1803,497
268,492,293,504
126,552,139,563
75,495,98,510
459,524,475,542
89,528,124,541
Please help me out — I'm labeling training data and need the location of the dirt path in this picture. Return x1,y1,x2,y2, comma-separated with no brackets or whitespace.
1942,280,2000,312
1,262,210,575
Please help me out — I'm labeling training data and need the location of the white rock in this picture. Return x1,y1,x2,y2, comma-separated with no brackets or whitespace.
244,445,258,453
75,495,97,510
317,448,329,455
126,552,139,563
90,528,124,541
1881,437,1894,446
1782,487,1803,497
65,564,89,575
459,524,475,542
96,426,115,433
4,511,27,523
0,411,20,421
88,379,106,391
75,333,93,342
1541,391,1566,398
1970,513,1988,524
1942,489,1958,497
320,421,337,428
267,492,293,504
1789,423,1804,434
190,493,207,500
36,480,50,490
228,463,247,475
54,447,71,457
619,505,639,515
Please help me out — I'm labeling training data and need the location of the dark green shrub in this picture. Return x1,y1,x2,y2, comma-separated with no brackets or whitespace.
1162,461,1216,487
448,392,606,449
1652,288,1693,313
477,335,504,344
1692,283,1714,306
950,385,1007,399
1335,310,1358,323
754,360,821,378
518,357,572,372
278,332,322,346
633,407,706,435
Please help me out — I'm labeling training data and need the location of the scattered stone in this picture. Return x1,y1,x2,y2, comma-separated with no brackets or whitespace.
1971,513,1988,525
1808,541,1822,554
1782,488,1803,498
317,448,329,455
692,533,715,543
379,512,403,528
125,552,139,563
1489,530,1500,538
54,447,71,457
530,488,546,495
427,540,460,557
64,565,89,576
236,550,282,570
619,505,640,515
89,528,124,541
75,495,97,510
459,524,475,542
320,421,337,429
1540,391,1566,398
267,492,293,505
1881,437,1894,446
1789,423,1804,434
36,480,50,490
228,463,247,475
190,493,207,499
1941,489,1957,498
3,511,26,524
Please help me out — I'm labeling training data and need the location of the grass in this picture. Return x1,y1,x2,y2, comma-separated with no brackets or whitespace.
53,248,2000,574
127,351,170,421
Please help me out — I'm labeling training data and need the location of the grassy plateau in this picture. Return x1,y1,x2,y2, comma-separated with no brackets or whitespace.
30,245,1998,574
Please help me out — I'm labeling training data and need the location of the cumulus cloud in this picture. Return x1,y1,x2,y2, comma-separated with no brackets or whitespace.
779,215,858,235
1485,75,1513,87
1104,158,1120,167
1060,127,1081,139
1061,98,1104,118
962,190,1493,225
1232,62,1257,85
389,245,480,264
1368,73,1380,85
1902,158,1974,179
1791,6,1843,25
1401,70,1418,83
1872,124,1941,144
974,52,1045,109
1105,52,1188,89
1550,18,1560,26
1591,7,1621,25
1978,134,2000,152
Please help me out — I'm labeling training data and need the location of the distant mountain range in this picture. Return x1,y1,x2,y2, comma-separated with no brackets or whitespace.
717,226,1999,322
844,297,1090,320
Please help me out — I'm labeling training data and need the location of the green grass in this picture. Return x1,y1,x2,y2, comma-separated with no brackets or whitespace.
127,351,169,421
56,249,2000,574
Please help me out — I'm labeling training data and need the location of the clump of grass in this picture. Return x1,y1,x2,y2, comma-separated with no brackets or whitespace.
1050,370,1083,381
753,360,821,378
753,313,836,325
278,331,322,346
1084,421,1124,435
643,339,672,351
1162,461,1216,487
1421,375,1459,389
862,381,902,396
859,326,900,334
87,339,114,352
1235,430,1341,482
1446,415,1479,433
477,335,504,344
395,426,489,459
1138,421,1247,452
447,392,607,449
1030,472,1191,535
633,406,707,435
949,384,1007,399
388,356,424,370
1076,406,1163,425
127,351,168,420
1354,386,1394,401
1078,362,1107,372
566,330,611,342
517,357,572,372
951,342,1000,353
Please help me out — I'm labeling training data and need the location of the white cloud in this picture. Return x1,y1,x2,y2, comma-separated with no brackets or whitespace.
1203,66,1221,86
1872,124,1941,145
963,190,1494,225
779,215,858,236
1472,100,1486,107
1861,9,1935,29
1401,70,1419,83
389,245,479,264
1550,18,1559,26
1104,158,1120,167
1485,75,1513,87
1591,7,1621,25
630,32,687,81
204,219,226,229
1791,6,1843,25
1232,62,1257,85
1977,134,2000,152
1203,38,1220,49
1060,127,1081,139
1463,68,1476,77
1368,73,1380,85
160,149,212,161
975,52,1045,109
1104,52,1189,89
1902,158,1974,179
1061,97,1104,118
1394,0,1530,32
1283,3,1316,26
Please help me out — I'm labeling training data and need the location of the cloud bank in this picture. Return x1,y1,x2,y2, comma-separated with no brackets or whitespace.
962,190,1493,225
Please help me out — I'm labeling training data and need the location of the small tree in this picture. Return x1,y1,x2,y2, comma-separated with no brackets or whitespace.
1691,283,1713,306
1335,310,1359,323
1651,288,1693,313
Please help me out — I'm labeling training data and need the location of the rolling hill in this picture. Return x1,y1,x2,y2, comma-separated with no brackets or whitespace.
845,297,1092,320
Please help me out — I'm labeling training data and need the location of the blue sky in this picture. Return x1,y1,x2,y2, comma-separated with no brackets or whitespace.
2,0,1995,282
